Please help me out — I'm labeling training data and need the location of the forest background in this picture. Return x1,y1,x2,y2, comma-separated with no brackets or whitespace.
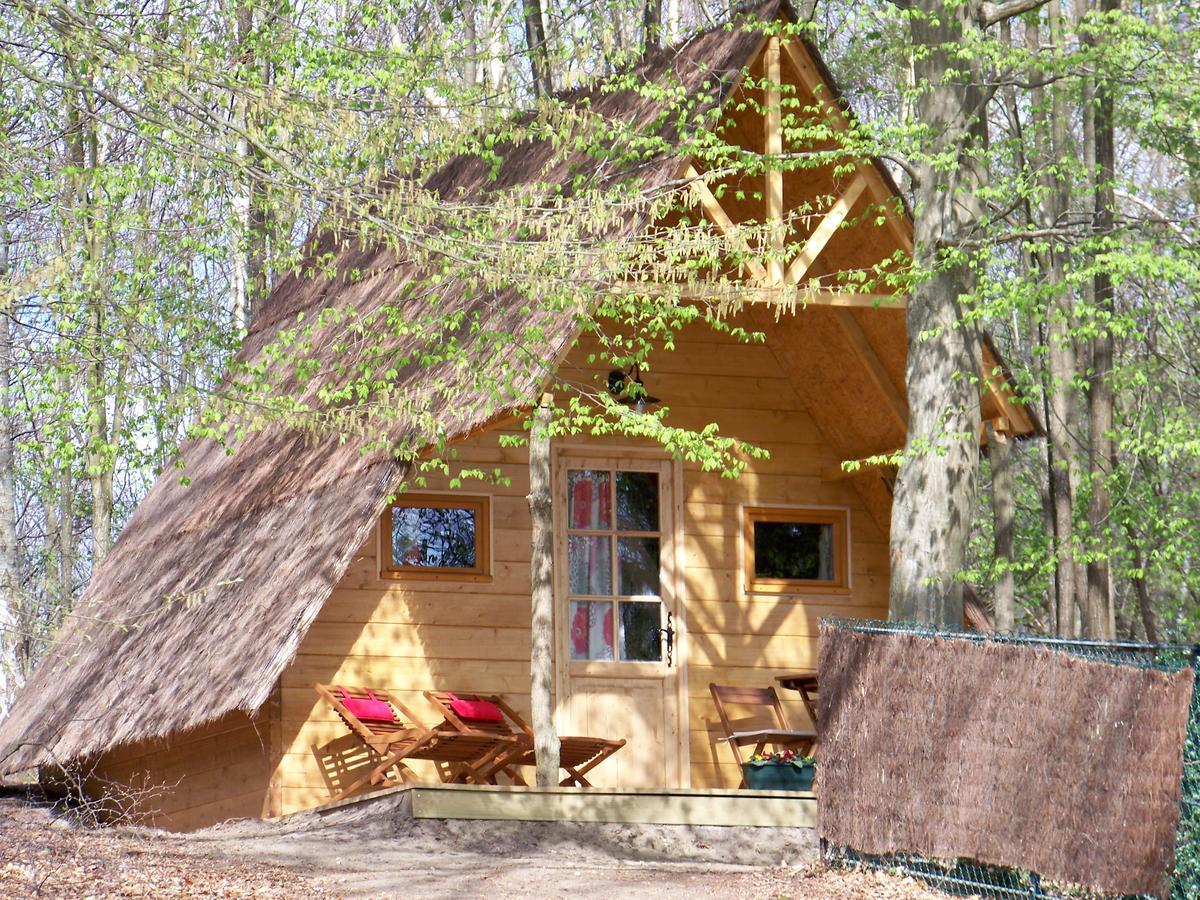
0,0,1197,709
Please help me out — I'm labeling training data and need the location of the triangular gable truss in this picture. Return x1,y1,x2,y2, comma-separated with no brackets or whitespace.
666,30,1034,442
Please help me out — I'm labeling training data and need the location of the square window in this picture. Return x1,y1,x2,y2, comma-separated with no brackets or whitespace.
381,495,490,579
743,507,848,594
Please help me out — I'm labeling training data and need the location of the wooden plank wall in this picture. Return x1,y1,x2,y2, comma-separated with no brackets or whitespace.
637,318,891,788
275,425,537,815
85,710,273,831
276,314,890,812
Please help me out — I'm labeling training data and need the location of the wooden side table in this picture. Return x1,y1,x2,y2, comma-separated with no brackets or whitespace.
775,673,819,730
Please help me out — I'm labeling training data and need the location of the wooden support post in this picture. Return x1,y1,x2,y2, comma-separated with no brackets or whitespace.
528,393,560,786
765,35,785,287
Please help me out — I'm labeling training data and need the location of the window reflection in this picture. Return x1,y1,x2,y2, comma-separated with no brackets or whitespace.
618,537,660,596
391,506,478,569
753,521,835,581
619,602,662,661
616,471,658,531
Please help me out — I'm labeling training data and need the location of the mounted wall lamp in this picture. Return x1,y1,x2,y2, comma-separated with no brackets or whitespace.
607,363,661,414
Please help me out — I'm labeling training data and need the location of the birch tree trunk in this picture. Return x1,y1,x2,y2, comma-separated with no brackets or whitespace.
528,397,559,786
0,223,19,709
887,0,987,627
664,0,680,44
483,2,509,92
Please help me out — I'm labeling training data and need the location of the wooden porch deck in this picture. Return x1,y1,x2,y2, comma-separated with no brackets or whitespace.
307,783,817,828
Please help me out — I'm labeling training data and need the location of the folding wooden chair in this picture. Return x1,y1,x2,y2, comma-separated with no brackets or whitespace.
708,683,817,787
314,684,520,801
424,690,626,787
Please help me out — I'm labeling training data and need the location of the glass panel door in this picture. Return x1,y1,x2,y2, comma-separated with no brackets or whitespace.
565,467,664,663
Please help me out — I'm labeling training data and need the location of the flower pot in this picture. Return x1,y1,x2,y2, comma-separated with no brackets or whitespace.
742,760,815,791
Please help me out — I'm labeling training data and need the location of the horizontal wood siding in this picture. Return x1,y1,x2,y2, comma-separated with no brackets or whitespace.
276,316,889,810
276,425,537,815
659,321,889,788
82,711,273,831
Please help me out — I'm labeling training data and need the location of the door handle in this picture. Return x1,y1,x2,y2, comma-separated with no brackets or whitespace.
657,612,675,667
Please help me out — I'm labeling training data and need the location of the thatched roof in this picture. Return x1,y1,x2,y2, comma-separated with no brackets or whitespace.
0,0,825,773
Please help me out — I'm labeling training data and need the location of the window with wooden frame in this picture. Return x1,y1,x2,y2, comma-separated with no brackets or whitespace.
380,494,490,580
742,506,849,594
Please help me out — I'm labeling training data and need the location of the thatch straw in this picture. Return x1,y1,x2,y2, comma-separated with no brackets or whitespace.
817,623,1194,897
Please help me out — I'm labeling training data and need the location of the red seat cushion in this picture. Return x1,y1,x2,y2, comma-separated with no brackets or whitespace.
448,696,505,723
337,687,396,725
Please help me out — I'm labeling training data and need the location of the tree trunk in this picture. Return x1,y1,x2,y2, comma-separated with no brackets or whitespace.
1125,523,1158,643
231,0,272,327
664,0,680,44
0,223,19,709
887,0,987,627
462,0,478,87
84,131,113,567
527,396,559,786
986,424,1015,632
230,139,251,330
643,0,662,54
86,297,114,568
56,371,75,618
522,0,552,99
483,4,508,92
1084,0,1117,639
68,64,115,569
1028,6,1083,637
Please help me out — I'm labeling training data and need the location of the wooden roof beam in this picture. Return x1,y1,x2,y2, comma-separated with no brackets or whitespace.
785,173,868,285
609,280,906,309
764,35,785,286
981,343,1035,436
683,164,769,283
778,37,913,256
832,307,908,432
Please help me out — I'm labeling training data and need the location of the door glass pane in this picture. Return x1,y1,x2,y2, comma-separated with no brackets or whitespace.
568,535,612,595
619,601,662,662
616,471,659,532
569,601,614,660
753,521,835,580
617,536,660,596
568,469,611,530
391,505,477,568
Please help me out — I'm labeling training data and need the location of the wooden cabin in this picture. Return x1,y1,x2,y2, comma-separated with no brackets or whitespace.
0,0,1036,830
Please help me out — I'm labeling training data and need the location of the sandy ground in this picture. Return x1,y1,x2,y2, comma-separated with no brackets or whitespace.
0,788,945,899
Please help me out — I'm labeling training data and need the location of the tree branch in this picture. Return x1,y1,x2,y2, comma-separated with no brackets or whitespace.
981,0,1053,28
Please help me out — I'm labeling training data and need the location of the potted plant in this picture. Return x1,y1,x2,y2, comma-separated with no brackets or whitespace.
742,748,815,791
